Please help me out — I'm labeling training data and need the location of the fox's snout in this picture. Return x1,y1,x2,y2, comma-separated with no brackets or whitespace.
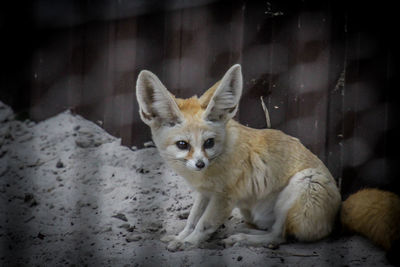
195,160,205,169
185,151,209,171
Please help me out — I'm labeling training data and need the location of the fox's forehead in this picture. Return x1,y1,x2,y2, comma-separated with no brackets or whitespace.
164,113,219,145
175,97,205,119
176,120,216,138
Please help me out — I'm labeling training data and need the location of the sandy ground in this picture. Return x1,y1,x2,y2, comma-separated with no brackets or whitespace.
0,101,394,266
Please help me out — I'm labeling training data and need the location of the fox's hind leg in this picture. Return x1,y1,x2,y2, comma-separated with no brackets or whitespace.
223,174,298,247
223,168,341,248
284,169,341,242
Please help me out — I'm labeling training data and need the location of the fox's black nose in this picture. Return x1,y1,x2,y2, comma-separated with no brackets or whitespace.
195,160,205,169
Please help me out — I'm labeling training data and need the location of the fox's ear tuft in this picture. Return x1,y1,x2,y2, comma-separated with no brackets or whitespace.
136,70,183,127
203,64,242,123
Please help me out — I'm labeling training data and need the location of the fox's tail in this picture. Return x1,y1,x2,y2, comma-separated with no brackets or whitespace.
341,188,400,264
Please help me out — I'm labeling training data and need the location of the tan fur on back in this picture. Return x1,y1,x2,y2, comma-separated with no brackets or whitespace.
341,188,400,250
225,122,326,198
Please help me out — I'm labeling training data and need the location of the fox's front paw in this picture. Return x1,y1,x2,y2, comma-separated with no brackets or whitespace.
166,239,196,252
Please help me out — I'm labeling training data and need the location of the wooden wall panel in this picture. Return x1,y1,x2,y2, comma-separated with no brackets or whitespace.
1,0,398,193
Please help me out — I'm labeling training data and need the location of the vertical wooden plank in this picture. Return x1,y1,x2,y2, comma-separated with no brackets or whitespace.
227,1,246,67
30,25,84,121
130,7,166,147
78,19,112,124
162,7,184,95
384,50,400,195
0,2,34,114
292,9,331,161
30,48,45,119
101,1,118,138
65,24,85,115
109,17,137,146
175,5,210,98
205,0,245,86
240,1,276,129
335,1,399,196
28,0,87,121
102,1,137,145
326,2,348,187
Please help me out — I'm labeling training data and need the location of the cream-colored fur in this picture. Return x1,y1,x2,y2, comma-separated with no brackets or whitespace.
136,64,342,251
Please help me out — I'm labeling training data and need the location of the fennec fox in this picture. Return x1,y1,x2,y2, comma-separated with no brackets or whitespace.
136,64,398,253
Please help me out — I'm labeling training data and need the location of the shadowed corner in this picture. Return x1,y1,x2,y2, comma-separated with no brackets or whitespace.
386,238,400,266
0,1,36,265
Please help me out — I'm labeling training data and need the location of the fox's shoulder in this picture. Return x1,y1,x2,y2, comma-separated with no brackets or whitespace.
227,120,322,170
228,120,300,148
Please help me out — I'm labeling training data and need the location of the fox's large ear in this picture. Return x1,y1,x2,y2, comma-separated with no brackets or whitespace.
136,70,183,127
202,64,242,123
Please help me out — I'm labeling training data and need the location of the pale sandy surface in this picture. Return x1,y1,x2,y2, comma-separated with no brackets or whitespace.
0,101,393,266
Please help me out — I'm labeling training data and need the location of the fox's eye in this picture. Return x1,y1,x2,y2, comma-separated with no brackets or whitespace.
176,140,190,150
203,138,215,149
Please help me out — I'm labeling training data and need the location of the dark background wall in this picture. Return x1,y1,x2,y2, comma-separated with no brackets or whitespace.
0,0,399,197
